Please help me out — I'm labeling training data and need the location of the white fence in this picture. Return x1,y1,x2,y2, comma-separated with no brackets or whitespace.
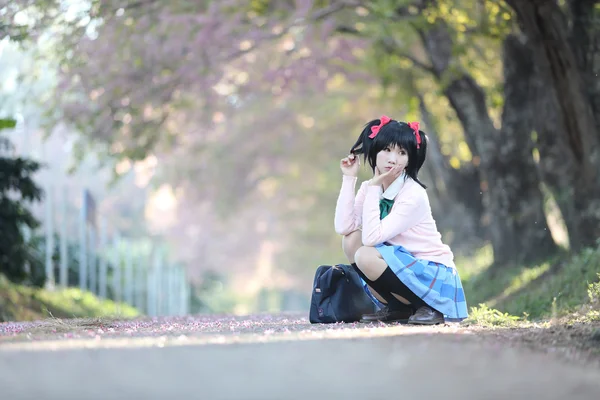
3,111,190,317
32,184,190,317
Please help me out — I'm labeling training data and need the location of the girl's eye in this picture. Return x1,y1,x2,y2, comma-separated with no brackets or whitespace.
384,147,391,152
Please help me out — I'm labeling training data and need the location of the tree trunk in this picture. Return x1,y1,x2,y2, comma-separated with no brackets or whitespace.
420,20,557,264
417,93,485,248
508,0,600,250
534,74,600,251
490,34,557,263
417,25,482,161
506,0,599,176
417,93,450,198
568,0,600,140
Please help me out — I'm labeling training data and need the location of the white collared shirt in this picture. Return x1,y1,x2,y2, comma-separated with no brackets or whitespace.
381,173,407,200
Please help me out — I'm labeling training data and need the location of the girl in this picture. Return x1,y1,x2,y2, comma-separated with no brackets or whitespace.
334,116,468,324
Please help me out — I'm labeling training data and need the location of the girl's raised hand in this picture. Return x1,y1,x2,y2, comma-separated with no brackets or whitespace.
340,154,360,177
370,165,403,186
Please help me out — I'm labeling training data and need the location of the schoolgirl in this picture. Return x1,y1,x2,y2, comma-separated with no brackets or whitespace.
334,116,468,324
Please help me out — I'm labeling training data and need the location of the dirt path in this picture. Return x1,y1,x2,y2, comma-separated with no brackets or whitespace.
1,313,600,399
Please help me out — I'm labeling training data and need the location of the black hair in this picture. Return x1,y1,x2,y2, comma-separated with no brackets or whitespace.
349,118,428,189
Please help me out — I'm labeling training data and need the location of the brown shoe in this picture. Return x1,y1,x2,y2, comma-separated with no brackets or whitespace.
407,306,445,325
360,306,413,323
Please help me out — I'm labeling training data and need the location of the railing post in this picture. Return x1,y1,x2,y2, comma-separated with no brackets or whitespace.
59,185,68,288
156,247,164,316
112,232,122,302
78,189,87,291
98,217,107,299
147,251,156,317
44,184,55,290
180,267,189,316
125,239,134,305
88,226,96,294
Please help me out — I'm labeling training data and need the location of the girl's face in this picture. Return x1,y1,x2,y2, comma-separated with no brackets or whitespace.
376,144,409,174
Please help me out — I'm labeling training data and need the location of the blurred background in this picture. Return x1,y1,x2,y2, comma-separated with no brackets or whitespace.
1,0,599,321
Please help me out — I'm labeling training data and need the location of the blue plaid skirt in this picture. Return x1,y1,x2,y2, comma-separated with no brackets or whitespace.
361,244,468,322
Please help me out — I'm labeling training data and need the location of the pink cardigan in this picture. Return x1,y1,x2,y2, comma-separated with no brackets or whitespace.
334,175,456,268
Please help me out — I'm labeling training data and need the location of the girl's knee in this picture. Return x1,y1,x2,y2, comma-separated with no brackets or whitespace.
354,246,386,281
354,246,379,267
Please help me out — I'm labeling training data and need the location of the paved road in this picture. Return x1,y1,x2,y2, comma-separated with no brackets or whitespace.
1,315,600,400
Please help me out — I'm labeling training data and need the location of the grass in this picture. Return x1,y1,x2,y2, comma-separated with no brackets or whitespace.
462,303,521,327
0,274,140,323
458,242,600,324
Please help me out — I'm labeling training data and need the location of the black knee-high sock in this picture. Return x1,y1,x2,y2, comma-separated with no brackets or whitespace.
377,267,427,310
351,263,410,310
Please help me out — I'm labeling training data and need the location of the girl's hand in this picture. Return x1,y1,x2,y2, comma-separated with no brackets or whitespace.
370,165,403,187
340,154,360,177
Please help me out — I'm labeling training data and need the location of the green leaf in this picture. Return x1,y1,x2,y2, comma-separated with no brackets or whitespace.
0,118,17,131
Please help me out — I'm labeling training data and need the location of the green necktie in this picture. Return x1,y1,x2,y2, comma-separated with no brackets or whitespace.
379,198,394,219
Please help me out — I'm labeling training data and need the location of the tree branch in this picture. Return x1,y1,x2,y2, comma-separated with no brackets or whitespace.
401,54,436,74
335,25,361,35
379,37,435,74
334,7,436,75
222,1,355,62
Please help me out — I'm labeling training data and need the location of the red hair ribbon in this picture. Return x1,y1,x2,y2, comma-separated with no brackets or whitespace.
408,121,421,149
368,115,391,139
